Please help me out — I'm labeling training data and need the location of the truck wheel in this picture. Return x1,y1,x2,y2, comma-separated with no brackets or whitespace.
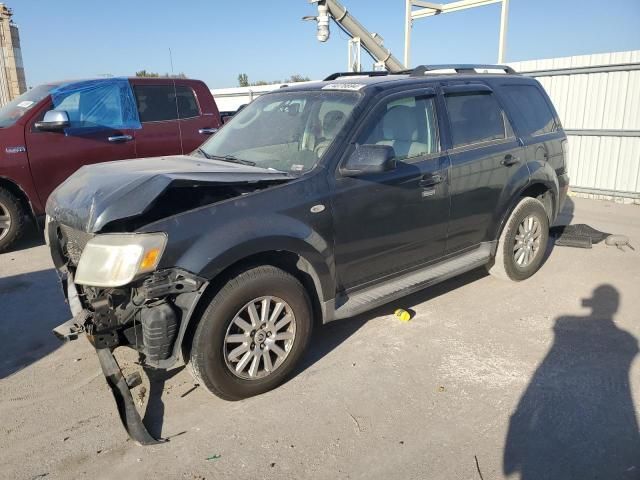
487,197,549,281
0,188,26,253
189,265,313,400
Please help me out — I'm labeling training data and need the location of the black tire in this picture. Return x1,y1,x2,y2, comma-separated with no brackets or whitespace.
487,197,549,281
0,187,26,253
189,265,313,400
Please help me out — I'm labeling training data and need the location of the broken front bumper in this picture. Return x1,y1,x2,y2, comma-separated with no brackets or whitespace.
53,272,206,445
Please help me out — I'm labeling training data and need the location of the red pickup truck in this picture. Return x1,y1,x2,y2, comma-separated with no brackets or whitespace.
0,77,221,251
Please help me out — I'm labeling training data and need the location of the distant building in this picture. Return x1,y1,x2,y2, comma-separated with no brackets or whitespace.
0,3,26,106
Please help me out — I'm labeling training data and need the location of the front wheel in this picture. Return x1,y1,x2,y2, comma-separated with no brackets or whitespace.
189,265,313,400
487,197,550,281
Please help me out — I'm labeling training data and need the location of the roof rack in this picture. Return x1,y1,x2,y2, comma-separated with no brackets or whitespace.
323,64,517,82
409,64,517,76
323,71,390,81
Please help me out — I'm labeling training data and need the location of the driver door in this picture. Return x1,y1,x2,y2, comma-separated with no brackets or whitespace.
26,85,136,206
330,89,451,291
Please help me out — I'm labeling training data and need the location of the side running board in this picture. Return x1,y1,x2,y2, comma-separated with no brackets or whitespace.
333,243,493,320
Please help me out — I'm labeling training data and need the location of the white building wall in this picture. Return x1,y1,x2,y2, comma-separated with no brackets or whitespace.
509,50,640,199
212,82,316,112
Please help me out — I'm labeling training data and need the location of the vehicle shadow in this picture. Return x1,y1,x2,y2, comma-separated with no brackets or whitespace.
297,197,576,379
554,195,575,227
541,195,575,264
503,285,640,479
5,222,45,252
0,268,68,378
293,267,488,378
142,366,185,439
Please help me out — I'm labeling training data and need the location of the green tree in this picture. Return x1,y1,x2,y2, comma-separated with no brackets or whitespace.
285,74,310,83
238,73,249,87
135,70,160,78
136,70,187,79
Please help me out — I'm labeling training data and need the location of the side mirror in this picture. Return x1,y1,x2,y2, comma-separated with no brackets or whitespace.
342,144,396,176
34,110,70,132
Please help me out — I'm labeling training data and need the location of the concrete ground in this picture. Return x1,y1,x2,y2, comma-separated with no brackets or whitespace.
1,196,639,480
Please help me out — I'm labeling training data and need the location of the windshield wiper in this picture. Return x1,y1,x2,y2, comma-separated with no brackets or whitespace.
196,148,212,159
211,154,257,167
196,150,289,173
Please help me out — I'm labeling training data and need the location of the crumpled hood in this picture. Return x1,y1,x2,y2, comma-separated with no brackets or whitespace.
46,155,291,233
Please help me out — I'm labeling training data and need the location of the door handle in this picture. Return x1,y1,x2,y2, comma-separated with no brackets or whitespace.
501,154,519,167
199,128,218,135
419,173,444,187
108,134,133,143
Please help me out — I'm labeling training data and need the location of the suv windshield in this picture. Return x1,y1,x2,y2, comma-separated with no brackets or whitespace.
198,90,360,173
0,84,56,128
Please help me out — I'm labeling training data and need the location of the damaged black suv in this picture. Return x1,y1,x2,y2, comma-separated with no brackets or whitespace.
47,65,568,443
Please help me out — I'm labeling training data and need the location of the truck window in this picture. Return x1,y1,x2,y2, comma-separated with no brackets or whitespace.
134,85,200,122
359,95,439,161
501,85,556,136
53,82,125,130
445,92,511,148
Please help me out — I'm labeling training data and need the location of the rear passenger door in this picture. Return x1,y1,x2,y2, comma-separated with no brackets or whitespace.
331,90,450,291
132,82,216,157
443,84,525,253
498,83,565,174
133,83,181,157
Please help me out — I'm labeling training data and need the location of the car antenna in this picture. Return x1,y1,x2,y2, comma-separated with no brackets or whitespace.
169,47,185,155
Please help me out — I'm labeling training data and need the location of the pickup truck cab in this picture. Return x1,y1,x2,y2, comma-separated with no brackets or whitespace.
47,65,569,444
0,77,220,251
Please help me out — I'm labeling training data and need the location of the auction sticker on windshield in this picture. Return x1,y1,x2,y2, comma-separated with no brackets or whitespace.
322,83,366,91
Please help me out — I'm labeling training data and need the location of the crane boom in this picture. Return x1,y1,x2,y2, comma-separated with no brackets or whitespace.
309,0,406,72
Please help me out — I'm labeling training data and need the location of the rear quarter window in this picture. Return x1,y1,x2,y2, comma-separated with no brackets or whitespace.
134,84,200,122
500,84,556,136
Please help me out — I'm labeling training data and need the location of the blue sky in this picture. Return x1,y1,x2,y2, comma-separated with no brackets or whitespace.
13,0,640,89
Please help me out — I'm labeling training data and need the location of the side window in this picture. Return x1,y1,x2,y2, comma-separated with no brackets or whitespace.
358,95,439,161
175,86,200,118
445,92,511,149
134,85,200,122
54,83,125,129
501,85,556,136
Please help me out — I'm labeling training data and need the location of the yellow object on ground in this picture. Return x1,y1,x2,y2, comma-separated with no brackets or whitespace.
394,308,411,322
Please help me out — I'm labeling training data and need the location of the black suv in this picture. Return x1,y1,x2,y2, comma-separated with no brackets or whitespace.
48,65,569,443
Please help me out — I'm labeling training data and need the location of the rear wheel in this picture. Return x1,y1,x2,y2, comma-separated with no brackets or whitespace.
0,188,26,253
487,197,549,281
189,265,313,400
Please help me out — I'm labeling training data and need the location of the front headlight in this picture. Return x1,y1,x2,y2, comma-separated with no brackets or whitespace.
75,233,167,287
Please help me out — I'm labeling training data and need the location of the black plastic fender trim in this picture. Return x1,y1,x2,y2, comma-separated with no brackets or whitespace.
95,347,164,446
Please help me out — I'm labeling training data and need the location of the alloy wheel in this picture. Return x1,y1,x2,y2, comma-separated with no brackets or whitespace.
0,200,12,242
513,214,542,267
223,296,296,380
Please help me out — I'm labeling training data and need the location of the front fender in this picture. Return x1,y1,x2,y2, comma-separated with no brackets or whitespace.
148,208,336,305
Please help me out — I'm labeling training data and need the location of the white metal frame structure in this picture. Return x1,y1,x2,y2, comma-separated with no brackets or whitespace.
348,37,362,72
305,0,406,72
404,0,510,67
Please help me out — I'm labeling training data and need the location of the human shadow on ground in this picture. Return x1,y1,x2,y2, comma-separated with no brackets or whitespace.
503,285,640,480
0,268,68,378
